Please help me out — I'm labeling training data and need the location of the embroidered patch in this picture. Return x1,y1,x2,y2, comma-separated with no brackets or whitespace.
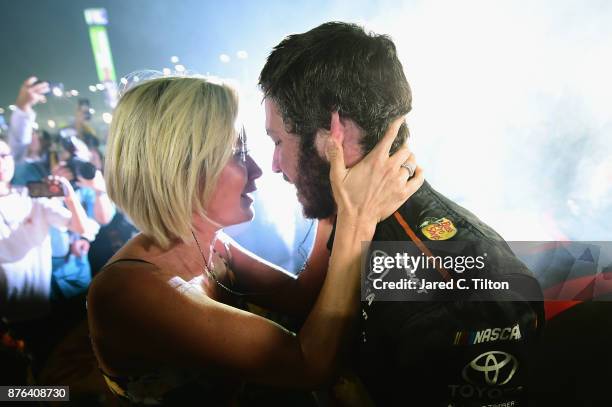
419,217,457,240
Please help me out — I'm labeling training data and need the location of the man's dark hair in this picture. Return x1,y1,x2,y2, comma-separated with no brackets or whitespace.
259,21,412,154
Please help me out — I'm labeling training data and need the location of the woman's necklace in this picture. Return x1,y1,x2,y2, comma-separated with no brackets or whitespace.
191,230,247,297
191,231,275,298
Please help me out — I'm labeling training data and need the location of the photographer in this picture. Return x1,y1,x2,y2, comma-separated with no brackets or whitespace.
11,132,114,301
0,138,98,321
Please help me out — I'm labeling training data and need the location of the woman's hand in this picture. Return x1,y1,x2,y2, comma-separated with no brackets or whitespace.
326,113,424,224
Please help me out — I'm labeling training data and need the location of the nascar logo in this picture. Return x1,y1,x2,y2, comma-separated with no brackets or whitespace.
454,323,522,345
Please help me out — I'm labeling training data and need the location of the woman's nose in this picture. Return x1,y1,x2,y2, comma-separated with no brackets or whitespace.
247,155,263,180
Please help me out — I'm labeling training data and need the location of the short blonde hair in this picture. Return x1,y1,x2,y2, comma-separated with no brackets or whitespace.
106,77,238,249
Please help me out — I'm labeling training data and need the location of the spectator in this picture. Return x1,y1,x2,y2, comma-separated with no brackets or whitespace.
0,138,98,321
5,76,114,300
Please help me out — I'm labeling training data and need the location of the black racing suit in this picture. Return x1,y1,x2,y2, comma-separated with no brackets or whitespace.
327,181,544,407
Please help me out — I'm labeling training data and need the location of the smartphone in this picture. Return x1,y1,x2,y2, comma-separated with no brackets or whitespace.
27,181,65,198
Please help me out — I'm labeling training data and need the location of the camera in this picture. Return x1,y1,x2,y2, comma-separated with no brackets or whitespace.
59,133,97,180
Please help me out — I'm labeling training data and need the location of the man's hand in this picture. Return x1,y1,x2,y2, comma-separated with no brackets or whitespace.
15,77,49,113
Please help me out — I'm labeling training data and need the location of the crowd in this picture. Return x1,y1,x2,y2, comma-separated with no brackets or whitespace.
1,76,137,401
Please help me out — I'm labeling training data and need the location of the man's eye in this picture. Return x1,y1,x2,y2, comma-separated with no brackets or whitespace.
274,140,281,146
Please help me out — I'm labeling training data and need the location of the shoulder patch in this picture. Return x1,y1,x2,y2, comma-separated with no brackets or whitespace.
419,217,457,240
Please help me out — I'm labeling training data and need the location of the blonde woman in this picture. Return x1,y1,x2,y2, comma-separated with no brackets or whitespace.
87,76,422,405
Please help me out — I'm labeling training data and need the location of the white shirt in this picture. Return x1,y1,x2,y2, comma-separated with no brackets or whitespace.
0,189,71,321
8,107,36,164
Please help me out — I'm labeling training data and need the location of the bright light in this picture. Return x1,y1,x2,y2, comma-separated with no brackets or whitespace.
96,83,105,91
70,89,79,96
236,50,248,59
219,54,231,63
89,85,97,92
133,76,140,82
174,64,185,73
102,112,112,124
52,87,63,97
8,105,16,111
32,122,39,130
0,108,4,114
89,108,96,115
162,68,172,76
170,56,179,64
120,77,128,85
47,120,56,128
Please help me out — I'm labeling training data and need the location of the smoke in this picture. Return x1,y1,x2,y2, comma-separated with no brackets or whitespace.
359,0,612,240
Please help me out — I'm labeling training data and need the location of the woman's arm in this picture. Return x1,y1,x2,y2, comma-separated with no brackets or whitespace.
221,217,332,317
88,116,423,387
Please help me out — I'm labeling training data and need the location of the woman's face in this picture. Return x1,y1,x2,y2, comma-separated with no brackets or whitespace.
205,129,263,226
0,140,15,184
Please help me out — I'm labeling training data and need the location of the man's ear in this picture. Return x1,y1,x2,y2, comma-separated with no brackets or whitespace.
315,111,345,159
329,111,346,146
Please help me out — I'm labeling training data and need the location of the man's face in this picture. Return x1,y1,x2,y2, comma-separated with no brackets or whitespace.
264,98,336,219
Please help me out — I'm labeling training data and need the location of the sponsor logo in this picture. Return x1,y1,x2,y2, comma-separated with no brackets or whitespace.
462,351,518,386
453,323,522,345
448,384,522,401
419,217,457,240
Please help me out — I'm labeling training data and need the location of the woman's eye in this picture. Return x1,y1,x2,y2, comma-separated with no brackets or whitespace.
274,140,281,147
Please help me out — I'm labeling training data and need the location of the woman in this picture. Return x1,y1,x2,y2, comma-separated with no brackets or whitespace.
87,76,422,405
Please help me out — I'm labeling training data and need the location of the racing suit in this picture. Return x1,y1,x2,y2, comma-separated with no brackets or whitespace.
327,181,544,407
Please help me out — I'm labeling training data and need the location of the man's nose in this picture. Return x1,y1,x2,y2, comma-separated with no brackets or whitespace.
271,149,281,173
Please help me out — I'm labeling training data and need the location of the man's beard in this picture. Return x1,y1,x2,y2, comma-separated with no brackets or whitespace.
295,139,336,219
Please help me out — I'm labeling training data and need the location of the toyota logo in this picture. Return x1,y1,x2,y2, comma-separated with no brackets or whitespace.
462,351,518,386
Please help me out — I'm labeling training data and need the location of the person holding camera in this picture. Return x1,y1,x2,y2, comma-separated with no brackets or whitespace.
0,138,98,321
11,124,114,301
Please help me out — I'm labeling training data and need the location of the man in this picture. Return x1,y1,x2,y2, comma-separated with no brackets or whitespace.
260,22,543,406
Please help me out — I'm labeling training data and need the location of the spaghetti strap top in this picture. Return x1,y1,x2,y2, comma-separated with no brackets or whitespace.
93,257,245,405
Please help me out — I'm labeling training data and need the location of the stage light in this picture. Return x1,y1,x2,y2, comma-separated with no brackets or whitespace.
96,83,105,91
8,105,16,111
219,54,231,63
162,68,172,76
236,50,248,59
175,64,185,73
89,85,97,92
102,112,112,124
170,56,179,64
47,120,56,128
0,108,4,114
70,90,79,96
